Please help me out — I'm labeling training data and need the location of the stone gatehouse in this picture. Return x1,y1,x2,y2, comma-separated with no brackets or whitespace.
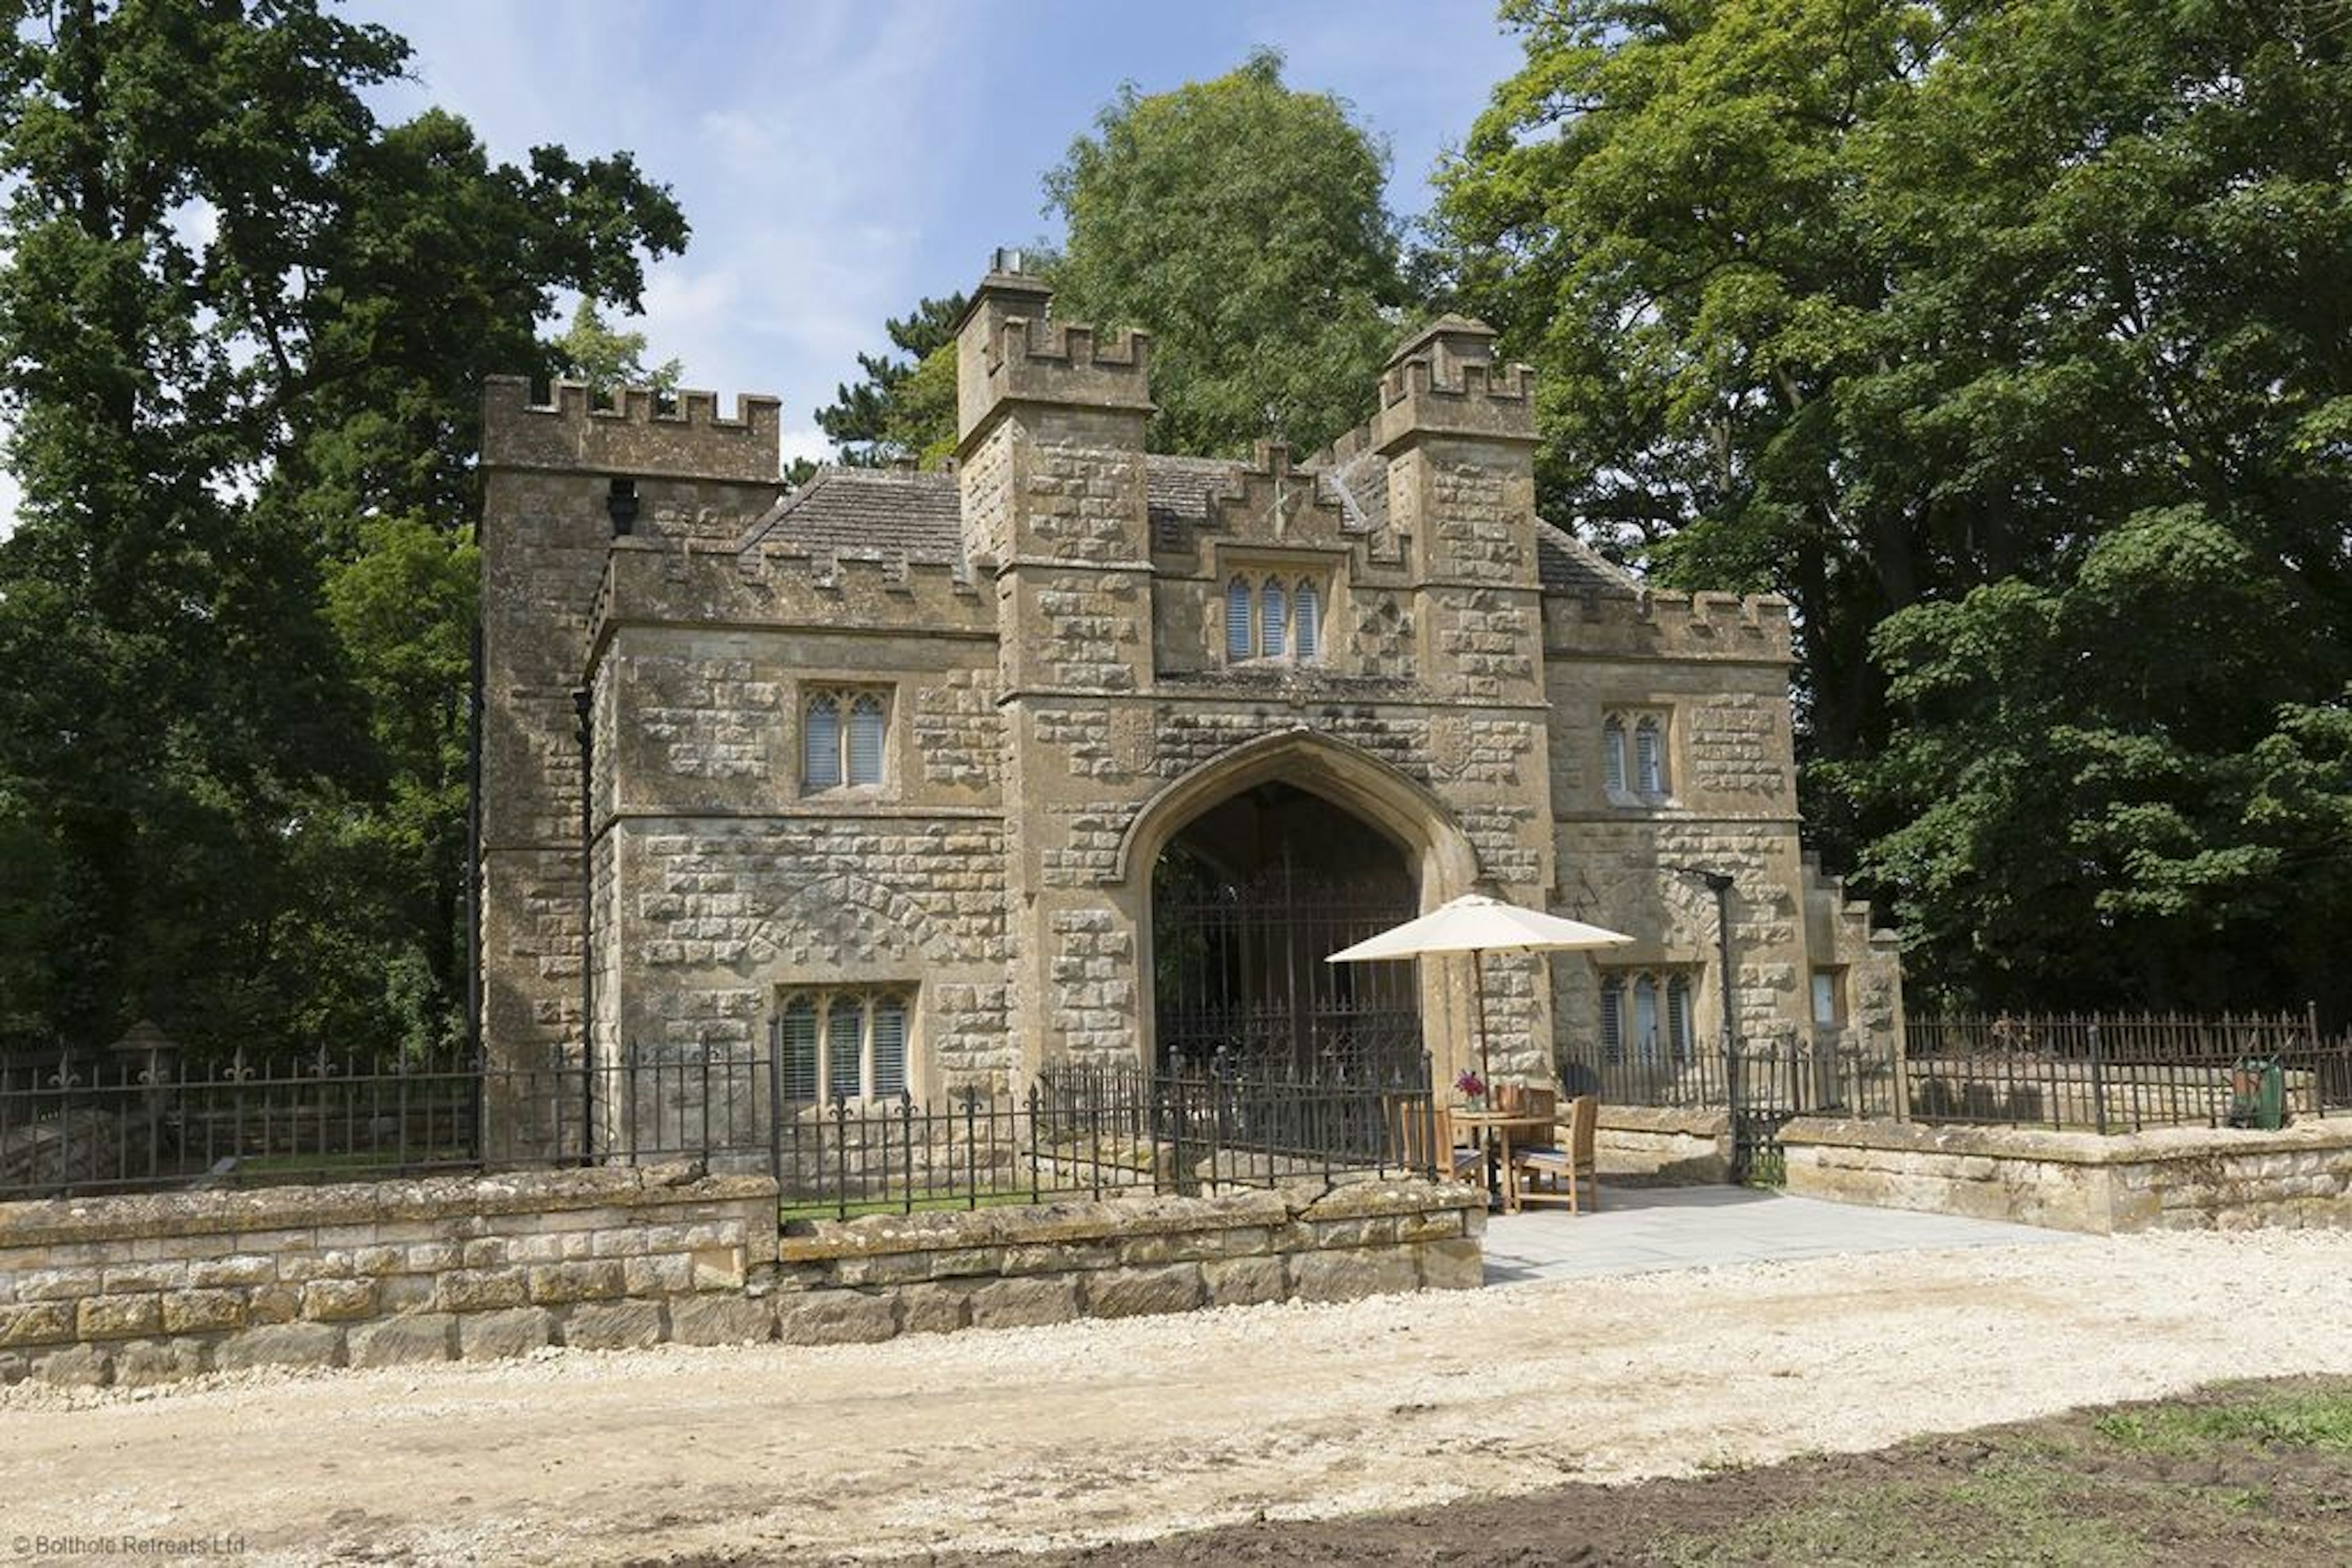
477,261,1900,1126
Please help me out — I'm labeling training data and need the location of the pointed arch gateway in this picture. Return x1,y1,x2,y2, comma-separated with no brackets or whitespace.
1113,729,1482,1078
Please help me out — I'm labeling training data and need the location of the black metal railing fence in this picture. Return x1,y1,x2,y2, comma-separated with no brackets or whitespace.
0,1042,1440,1210
1898,1009,2351,1134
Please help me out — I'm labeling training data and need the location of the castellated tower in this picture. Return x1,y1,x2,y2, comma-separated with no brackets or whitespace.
475,377,782,1137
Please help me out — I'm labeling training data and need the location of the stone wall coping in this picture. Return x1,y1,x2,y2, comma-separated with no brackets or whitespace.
777,1180,1481,1264
0,1163,779,1248
1598,1106,1728,1136
1780,1115,2352,1167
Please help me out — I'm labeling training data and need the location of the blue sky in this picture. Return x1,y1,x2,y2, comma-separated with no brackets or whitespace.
364,0,1526,469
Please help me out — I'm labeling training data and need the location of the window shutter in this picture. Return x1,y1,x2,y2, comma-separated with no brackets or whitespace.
1599,979,1624,1066
1226,578,1253,660
1602,716,1627,794
1635,717,1665,795
826,998,864,1100
780,1000,819,1101
1294,580,1320,660
847,693,886,785
804,695,842,790
1260,579,1287,658
870,997,908,1096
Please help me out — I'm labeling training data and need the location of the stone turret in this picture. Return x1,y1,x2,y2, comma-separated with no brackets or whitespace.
950,263,1157,690
476,374,785,1115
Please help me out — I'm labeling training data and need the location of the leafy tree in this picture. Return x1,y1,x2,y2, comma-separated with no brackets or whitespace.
1047,48,1411,458
814,292,965,465
1439,0,2352,1013
552,298,680,396
0,0,686,1057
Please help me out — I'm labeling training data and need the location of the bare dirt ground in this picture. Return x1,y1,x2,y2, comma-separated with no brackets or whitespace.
5,1230,2351,1567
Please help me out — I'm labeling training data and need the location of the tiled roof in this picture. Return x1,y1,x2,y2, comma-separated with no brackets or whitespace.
738,467,963,562
736,456,1642,598
1537,521,1642,597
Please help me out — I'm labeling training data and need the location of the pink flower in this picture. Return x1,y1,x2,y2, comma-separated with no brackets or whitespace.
1455,1069,1487,1099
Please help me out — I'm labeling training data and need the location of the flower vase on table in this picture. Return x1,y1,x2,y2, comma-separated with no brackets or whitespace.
1454,1069,1488,1113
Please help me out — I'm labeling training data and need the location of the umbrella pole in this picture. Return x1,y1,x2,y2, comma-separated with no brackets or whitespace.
1472,948,1493,1091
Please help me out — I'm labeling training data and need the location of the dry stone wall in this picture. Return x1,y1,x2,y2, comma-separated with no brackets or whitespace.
765,1178,1487,1341
0,1170,1483,1390
1782,1117,2352,1232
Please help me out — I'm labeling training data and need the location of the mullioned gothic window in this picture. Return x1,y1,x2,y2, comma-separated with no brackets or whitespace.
1601,709,1672,801
1224,573,1324,665
1599,971,1695,1066
775,989,912,1102
802,687,889,791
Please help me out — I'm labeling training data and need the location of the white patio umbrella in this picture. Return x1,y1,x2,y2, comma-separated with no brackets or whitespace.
1326,893,1634,1092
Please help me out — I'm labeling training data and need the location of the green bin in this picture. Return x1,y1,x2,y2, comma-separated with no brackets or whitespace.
2227,1057,2287,1131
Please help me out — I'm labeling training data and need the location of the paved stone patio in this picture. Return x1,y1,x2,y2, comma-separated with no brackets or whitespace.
1482,1185,2082,1284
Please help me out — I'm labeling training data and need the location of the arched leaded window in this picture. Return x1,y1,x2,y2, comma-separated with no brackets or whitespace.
1599,976,1626,1066
1599,969,1699,1069
778,997,820,1101
775,989,918,1103
846,693,886,786
1259,579,1287,658
1632,974,1661,1064
803,694,842,791
1602,709,1672,801
1221,571,1327,665
1226,577,1254,661
1635,715,1667,796
802,686,891,793
870,996,909,1096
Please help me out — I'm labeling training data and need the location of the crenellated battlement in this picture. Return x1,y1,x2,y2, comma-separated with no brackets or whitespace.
1363,315,1539,454
1376,352,1536,412
481,374,783,483
984,314,1152,379
1545,586,1796,662
955,268,1156,448
583,536,990,668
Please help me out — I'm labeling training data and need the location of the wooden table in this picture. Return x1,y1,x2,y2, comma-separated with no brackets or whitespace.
1451,1107,1554,1213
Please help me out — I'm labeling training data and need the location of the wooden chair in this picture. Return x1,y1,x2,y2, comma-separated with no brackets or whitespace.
1510,1094,1600,1212
1387,1097,1484,1183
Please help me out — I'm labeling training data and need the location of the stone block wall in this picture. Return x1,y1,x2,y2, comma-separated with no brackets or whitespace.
1782,1117,2352,1233
0,1166,771,1389
1597,1106,1732,1185
0,1170,1484,1391
764,1178,1487,1342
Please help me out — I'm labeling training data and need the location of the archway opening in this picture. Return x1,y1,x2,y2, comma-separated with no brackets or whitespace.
1150,781,1421,1079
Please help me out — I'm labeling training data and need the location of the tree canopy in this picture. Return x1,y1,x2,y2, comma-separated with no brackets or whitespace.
1045,48,1412,458
813,292,965,468
1438,0,2352,1013
0,0,687,1057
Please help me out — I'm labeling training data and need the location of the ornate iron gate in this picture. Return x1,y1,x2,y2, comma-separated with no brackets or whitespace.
1153,861,1422,1080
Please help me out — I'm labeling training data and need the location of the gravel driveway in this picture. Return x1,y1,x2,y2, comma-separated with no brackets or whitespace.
5,1229,2349,1565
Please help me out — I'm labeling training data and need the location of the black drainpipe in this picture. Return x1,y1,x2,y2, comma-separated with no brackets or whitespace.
574,684,596,1164
465,620,484,1141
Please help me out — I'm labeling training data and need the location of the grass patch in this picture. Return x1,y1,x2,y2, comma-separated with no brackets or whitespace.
779,1188,1066,1222
2095,1388,2352,1455
1657,1460,2146,1568
233,1149,472,1181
